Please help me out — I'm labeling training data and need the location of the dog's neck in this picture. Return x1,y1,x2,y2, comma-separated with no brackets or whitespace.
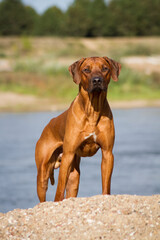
78,85,108,125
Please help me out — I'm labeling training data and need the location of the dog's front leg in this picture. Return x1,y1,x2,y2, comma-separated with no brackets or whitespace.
54,152,75,201
101,149,114,195
66,155,80,198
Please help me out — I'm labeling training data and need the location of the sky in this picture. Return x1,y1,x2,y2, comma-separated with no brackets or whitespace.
22,0,74,14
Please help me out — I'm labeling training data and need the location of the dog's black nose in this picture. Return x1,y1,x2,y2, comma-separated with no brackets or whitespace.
92,76,102,85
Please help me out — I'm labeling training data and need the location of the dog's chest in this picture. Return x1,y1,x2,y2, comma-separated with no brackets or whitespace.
76,131,99,157
84,132,97,142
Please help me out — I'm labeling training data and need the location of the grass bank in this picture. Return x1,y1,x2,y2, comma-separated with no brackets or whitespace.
0,37,160,104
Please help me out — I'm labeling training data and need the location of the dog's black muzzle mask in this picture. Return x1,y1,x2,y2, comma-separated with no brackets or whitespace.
89,76,106,93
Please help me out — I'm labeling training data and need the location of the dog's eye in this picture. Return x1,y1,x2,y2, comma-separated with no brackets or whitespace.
102,67,109,72
83,68,91,73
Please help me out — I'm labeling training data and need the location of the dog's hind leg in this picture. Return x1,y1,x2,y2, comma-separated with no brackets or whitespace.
35,139,62,202
36,161,50,202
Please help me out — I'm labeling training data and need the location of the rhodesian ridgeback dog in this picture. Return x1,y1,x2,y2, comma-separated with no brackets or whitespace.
35,56,121,202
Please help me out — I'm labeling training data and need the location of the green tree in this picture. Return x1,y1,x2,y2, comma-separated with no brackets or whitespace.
134,0,160,36
37,7,64,36
107,0,160,36
0,0,159,37
65,0,92,37
0,0,29,35
89,0,108,37
107,0,137,36
25,6,39,35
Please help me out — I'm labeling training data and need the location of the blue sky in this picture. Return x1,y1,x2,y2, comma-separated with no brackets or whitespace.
22,0,74,13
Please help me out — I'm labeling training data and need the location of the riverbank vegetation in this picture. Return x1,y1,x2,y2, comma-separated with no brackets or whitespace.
0,37,160,104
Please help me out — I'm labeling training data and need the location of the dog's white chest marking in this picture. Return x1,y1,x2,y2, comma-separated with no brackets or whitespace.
84,132,97,142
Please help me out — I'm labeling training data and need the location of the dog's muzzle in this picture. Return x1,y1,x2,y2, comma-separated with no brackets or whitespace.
90,76,104,92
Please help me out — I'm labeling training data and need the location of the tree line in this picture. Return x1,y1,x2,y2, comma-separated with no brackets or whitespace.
0,0,159,37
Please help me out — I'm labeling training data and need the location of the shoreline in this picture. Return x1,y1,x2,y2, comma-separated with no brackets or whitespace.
0,92,160,112
0,195,159,239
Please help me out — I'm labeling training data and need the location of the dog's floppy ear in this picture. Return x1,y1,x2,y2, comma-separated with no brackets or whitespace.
68,58,86,84
103,56,121,82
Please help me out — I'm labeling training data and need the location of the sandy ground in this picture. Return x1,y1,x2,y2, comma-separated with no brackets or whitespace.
0,195,159,240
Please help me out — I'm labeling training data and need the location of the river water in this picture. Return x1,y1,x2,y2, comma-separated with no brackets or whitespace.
0,108,160,213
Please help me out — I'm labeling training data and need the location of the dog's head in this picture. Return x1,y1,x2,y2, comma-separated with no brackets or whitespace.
69,57,121,93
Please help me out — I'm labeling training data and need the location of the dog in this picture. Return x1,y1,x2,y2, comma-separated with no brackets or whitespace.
35,56,121,202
